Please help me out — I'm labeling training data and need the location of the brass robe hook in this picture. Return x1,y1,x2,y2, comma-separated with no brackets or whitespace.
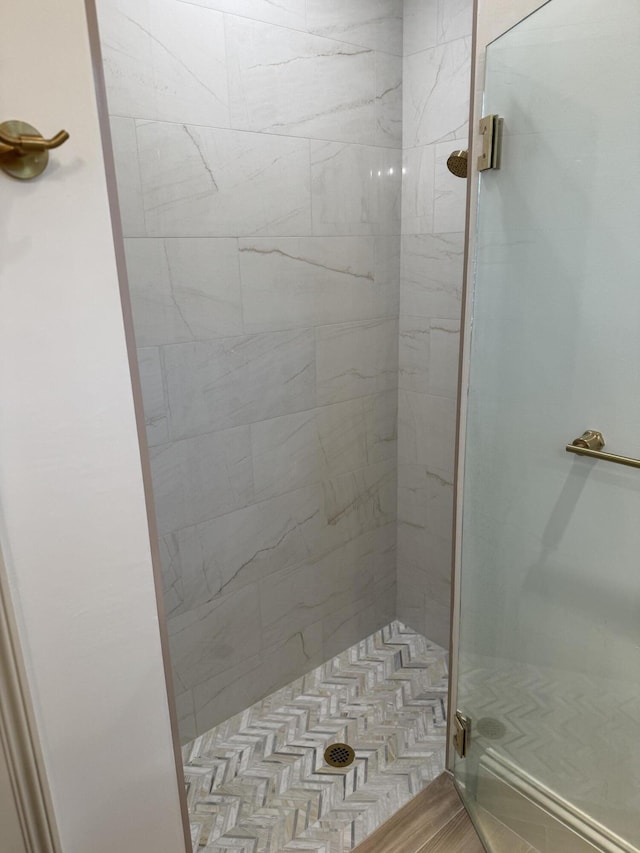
0,120,70,180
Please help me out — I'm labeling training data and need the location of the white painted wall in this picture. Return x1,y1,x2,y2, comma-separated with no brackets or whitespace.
0,1,186,851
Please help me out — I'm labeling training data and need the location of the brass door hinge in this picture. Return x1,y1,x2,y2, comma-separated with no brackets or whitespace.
453,711,471,758
478,114,502,171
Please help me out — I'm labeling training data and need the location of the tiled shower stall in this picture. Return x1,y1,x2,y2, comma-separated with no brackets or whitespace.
97,0,472,747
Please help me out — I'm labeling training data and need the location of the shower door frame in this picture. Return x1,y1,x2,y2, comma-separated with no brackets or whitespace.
447,0,640,848
447,0,553,768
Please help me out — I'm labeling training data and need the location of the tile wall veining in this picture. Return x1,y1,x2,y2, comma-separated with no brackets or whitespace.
397,0,472,648
97,0,402,740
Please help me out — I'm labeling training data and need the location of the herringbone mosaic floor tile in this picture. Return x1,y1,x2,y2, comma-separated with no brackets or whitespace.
184,621,448,852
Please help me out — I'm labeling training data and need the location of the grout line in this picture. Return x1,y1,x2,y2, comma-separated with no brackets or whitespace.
175,0,404,59
111,111,403,151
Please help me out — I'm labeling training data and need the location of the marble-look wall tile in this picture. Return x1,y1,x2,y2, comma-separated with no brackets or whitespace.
399,316,459,400
403,0,438,57
437,0,474,45
168,484,323,609
250,392,398,503
401,145,436,235
401,232,464,318
238,236,396,332
99,0,230,127
306,0,403,56
124,238,242,346
251,411,320,501
399,316,430,394
138,121,311,237
137,347,170,446
193,615,326,735
375,572,397,627
376,52,403,148
192,654,262,738
311,141,401,236
168,584,261,691
260,620,325,693
434,139,469,232
397,0,472,652
174,689,197,743
398,392,456,484
398,464,454,539
323,459,396,543
150,426,253,534
260,546,371,649
178,0,306,30
109,117,145,237
375,235,402,315
428,319,460,399
163,329,315,436
226,16,376,145
397,521,452,646
323,599,378,659
101,0,404,736
249,392,398,502
316,319,398,405
317,391,397,476
403,38,471,147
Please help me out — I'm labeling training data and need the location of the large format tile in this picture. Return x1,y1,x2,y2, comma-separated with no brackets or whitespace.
238,236,395,332
226,16,377,145
259,546,372,649
316,319,398,405
149,426,253,534
323,458,397,544
167,584,261,691
166,484,324,608
163,329,315,436
400,316,460,399
375,234,402,315
428,319,460,399
400,233,464,319
250,392,396,503
399,316,431,395
138,121,311,237
109,117,145,237
136,347,169,446
403,38,471,147
376,52,403,148
397,391,456,480
316,391,397,476
401,145,436,235
193,619,326,736
306,0,403,56
437,0,474,44
251,410,320,501
177,0,307,30
100,0,230,126
403,0,438,56
311,141,401,236
125,238,242,346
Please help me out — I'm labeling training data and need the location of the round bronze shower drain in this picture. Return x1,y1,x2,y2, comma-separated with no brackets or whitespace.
324,742,355,768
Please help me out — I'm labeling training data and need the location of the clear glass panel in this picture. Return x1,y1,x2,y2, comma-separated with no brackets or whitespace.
456,0,640,849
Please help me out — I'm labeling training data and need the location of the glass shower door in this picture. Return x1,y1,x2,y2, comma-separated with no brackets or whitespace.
455,0,640,850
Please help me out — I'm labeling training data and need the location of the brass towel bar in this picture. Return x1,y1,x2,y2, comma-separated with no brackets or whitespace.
566,430,640,470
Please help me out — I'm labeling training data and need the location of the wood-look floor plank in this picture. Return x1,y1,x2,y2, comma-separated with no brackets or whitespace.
417,808,486,853
353,773,465,853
